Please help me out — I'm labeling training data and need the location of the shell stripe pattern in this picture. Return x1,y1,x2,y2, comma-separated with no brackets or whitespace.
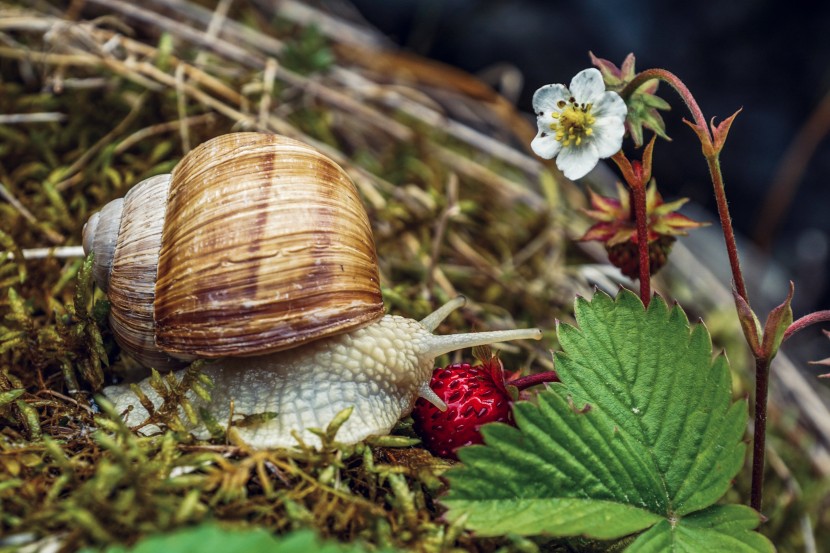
152,133,384,358
107,174,185,369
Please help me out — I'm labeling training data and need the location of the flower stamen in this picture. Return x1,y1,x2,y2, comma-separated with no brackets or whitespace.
550,101,597,148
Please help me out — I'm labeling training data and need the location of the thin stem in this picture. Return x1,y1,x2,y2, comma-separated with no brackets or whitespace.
783,310,830,342
631,183,651,306
609,151,651,306
706,155,749,301
751,356,771,512
511,371,559,391
6,246,87,260
622,69,749,303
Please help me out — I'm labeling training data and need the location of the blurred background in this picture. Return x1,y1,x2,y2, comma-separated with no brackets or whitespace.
346,0,830,368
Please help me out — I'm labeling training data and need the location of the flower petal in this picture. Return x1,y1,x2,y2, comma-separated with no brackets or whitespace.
590,116,626,158
532,84,570,115
531,133,562,160
592,90,628,120
569,68,605,104
556,142,599,180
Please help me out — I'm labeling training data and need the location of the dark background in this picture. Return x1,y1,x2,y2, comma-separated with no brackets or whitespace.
348,0,830,368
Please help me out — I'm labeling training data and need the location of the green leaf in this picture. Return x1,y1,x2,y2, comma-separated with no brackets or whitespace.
443,289,763,549
84,523,397,553
438,492,662,538
627,505,774,553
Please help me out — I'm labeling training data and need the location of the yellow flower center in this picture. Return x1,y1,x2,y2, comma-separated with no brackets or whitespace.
550,99,596,147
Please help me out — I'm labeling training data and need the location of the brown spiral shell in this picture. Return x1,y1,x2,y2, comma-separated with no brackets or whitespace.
84,132,384,368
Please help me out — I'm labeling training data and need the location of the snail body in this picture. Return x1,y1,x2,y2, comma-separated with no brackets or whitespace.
85,133,541,448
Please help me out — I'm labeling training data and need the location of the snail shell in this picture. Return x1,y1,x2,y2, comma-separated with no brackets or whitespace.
83,132,384,369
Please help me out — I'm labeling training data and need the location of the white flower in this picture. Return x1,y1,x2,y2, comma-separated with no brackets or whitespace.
531,68,627,180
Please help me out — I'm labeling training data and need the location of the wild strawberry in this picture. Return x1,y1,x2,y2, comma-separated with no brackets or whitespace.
412,356,558,460
413,361,511,460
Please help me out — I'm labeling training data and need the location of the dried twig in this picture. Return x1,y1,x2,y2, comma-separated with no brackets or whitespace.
144,0,285,55
192,0,233,69
4,246,85,260
114,113,216,155
0,112,66,123
86,0,263,67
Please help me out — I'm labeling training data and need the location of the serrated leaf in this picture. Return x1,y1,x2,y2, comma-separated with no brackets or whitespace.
558,290,747,515
443,394,664,538
626,505,774,552
443,289,757,548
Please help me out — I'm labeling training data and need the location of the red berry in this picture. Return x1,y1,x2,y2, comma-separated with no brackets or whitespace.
412,362,514,460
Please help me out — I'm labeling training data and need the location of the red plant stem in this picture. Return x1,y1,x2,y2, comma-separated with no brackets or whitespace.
705,155,749,302
621,69,749,303
751,356,770,512
511,371,560,391
783,310,830,341
631,183,651,306
609,152,651,306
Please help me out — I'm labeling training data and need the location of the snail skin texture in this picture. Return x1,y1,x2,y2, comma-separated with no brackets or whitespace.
84,132,542,449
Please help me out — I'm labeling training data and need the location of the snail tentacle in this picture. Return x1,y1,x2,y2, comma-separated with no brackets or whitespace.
418,382,448,411
420,295,467,330
416,327,543,360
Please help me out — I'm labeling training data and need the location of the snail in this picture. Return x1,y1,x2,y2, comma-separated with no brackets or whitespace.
83,132,542,449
